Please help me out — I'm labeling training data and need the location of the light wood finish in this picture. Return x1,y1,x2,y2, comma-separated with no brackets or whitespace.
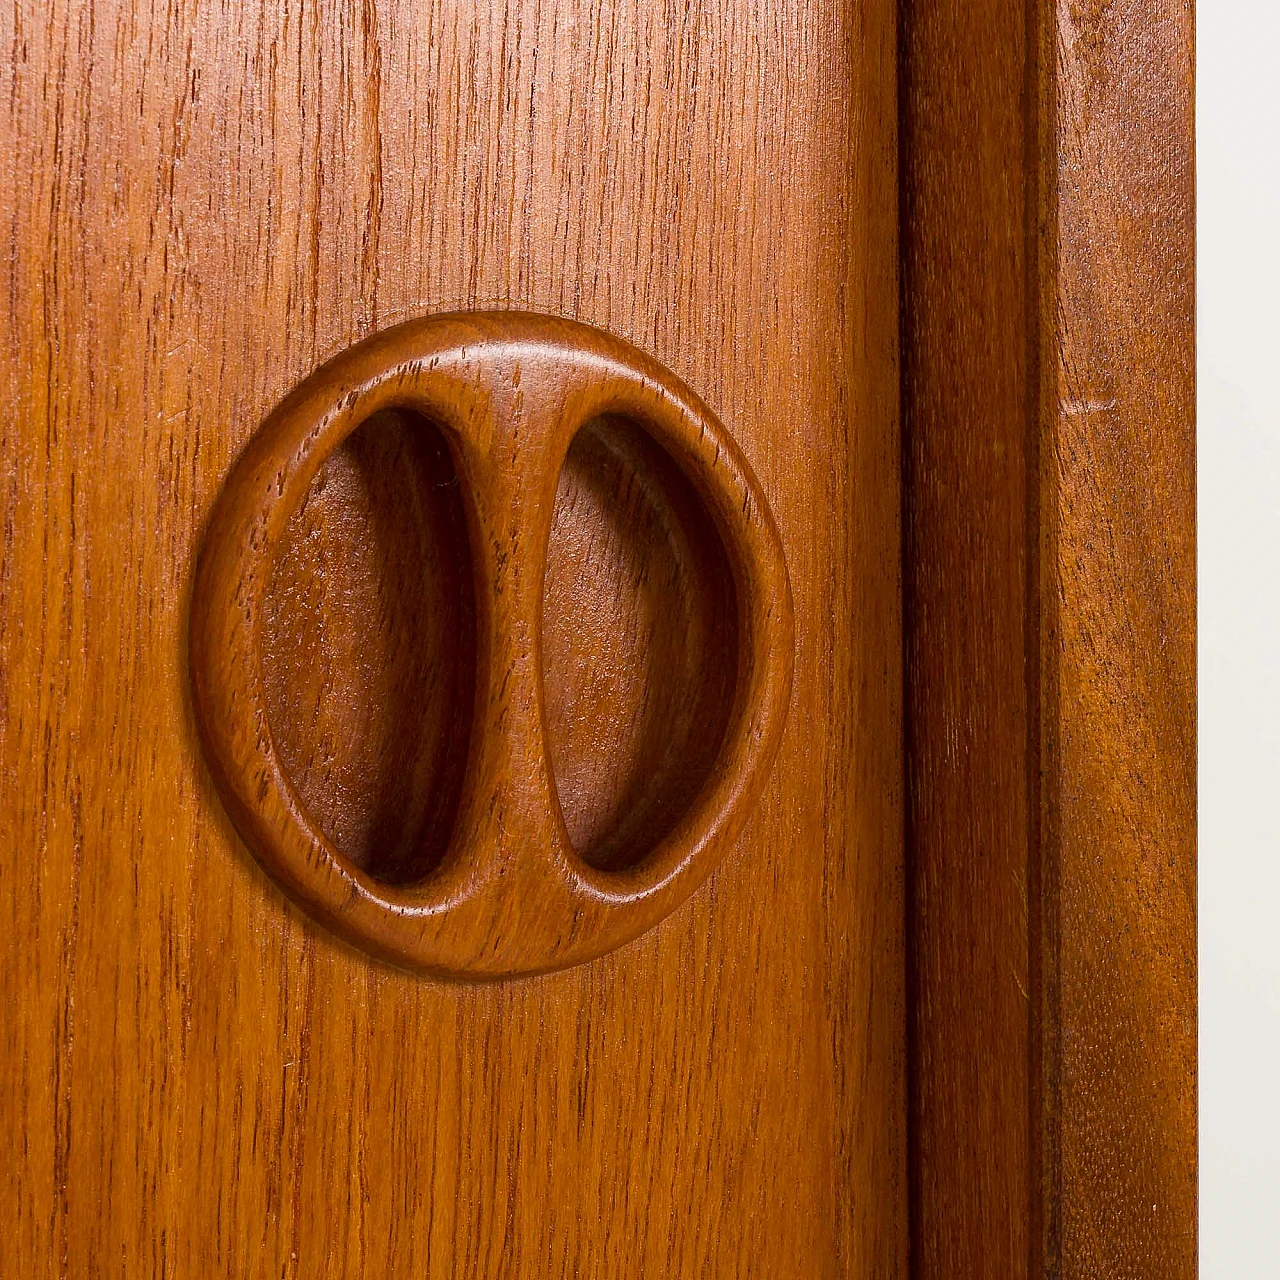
1,1,904,1275
901,0,1196,1274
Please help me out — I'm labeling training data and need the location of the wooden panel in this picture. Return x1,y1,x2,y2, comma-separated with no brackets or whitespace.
901,0,1195,1274
0,0,904,1275
1047,0,1197,1271
899,0,1034,1271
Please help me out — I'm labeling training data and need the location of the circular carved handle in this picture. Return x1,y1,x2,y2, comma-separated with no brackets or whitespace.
190,312,793,977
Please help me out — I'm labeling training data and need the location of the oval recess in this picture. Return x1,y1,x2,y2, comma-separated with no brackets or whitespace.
541,414,739,873
260,407,476,887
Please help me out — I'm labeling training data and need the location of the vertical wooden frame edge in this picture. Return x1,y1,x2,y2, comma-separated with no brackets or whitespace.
900,0,1197,1274
1045,0,1197,1273
1029,0,1058,1270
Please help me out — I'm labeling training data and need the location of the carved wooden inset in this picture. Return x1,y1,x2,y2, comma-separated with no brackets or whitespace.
262,408,476,887
543,415,739,872
189,312,793,978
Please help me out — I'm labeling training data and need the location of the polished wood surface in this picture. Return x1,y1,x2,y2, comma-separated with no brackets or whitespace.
190,312,794,977
2,0,1193,1271
1,0,904,1274
899,0,1035,1270
901,0,1196,1274
1047,1,1196,1271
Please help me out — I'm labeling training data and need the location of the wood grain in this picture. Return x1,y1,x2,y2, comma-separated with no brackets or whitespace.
899,0,1035,1271
543,411,739,872
262,404,477,888
189,313,795,977
0,0,904,1273
901,0,1196,1274
1046,1,1196,1271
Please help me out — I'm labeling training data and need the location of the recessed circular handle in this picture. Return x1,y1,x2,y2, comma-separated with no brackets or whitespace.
189,312,793,977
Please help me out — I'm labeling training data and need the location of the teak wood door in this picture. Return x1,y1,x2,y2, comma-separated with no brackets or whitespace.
0,1,1194,1277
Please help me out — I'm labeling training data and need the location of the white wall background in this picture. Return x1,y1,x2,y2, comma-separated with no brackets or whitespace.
1198,4,1280,1274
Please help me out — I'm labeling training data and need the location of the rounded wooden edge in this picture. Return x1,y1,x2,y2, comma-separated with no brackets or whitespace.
189,312,794,977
